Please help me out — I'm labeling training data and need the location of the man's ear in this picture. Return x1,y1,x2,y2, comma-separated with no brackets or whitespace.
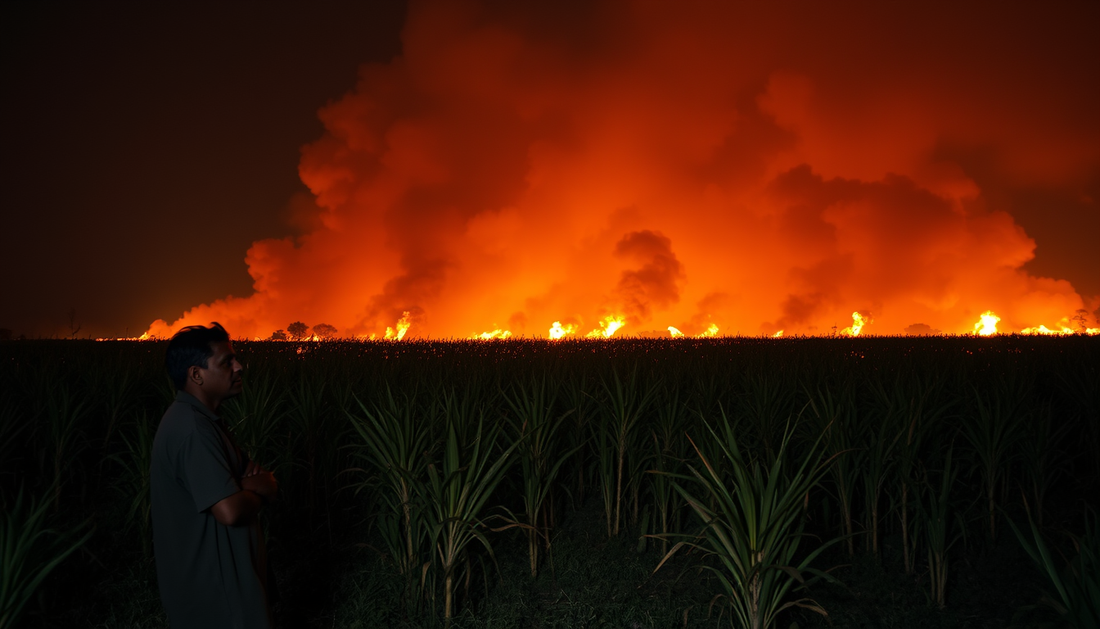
187,364,204,387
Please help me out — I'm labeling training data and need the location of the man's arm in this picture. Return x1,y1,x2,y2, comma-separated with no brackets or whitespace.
210,468,277,526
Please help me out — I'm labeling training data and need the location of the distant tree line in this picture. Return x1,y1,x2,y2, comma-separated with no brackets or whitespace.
268,322,339,340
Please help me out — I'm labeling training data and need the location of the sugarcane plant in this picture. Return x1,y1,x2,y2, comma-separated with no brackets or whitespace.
598,366,658,537
893,373,951,574
806,383,863,556
1,484,93,629
861,373,907,558
647,379,691,555
424,413,521,624
1007,504,1100,627
959,379,1028,544
500,376,577,577
346,385,435,609
654,409,840,629
918,446,966,609
107,409,156,559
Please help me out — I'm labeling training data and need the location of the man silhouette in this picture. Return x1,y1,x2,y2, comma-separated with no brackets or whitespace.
151,323,277,628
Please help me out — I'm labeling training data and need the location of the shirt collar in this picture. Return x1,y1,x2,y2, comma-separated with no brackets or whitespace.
175,390,221,422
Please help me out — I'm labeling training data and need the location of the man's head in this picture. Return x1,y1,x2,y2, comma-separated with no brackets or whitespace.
166,323,243,407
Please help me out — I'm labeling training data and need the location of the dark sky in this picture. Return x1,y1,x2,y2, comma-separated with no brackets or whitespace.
1,2,405,337
2,1,1097,339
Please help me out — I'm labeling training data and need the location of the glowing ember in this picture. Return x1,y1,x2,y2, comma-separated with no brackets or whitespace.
973,311,1000,336
548,321,577,340
384,311,412,340
586,315,626,338
470,329,512,340
668,326,684,337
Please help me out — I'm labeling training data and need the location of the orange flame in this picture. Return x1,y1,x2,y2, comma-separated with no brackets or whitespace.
973,311,1000,336
384,311,411,340
841,312,870,336
96,332,154,342
1020,325,1065,335
773,330,784,338
470,329,512,340
668,326,684,337
548,321,577,339
585,315,625,338
697,324,720,338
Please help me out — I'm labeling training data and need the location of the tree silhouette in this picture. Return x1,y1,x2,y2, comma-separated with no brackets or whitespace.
313,323,338,339
287,321,309,339
1071,309,1091,332
269,329,288,341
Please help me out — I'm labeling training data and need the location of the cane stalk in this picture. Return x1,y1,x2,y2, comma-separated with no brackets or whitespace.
425,414,519,624
655,409,840,629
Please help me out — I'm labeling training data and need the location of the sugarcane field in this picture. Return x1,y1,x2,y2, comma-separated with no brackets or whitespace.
2,335,1098,629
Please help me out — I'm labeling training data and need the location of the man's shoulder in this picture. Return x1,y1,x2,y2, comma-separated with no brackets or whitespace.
155,398,218,450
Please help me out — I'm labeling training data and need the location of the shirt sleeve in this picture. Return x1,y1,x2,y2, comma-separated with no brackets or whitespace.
180,421,241,513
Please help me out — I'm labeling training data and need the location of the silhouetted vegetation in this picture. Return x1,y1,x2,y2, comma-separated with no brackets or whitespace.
1,335,1097,628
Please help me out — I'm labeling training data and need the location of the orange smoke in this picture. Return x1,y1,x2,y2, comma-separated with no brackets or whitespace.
145,2,1099,340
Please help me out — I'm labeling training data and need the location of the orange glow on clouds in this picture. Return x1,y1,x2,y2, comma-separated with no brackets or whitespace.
144,2,1099,340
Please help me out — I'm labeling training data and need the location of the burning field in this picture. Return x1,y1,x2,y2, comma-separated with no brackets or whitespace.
139,1,1098,343
4,2,1099,628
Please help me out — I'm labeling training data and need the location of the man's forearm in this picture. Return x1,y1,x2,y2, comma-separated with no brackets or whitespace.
210,489,263,526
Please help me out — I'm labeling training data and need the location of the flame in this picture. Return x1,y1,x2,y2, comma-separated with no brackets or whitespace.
773,330,784,337
973,310,1000,336
470,329,512,340
1019,314,1100,335
1020,325,1065,335
384,311,411,340
585,315,626,338
668,326,683,337
697,324,720,338
548,321,577,339
95,331,154,342
841,312,870,336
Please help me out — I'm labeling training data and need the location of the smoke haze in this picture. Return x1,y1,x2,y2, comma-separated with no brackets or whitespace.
147,0,1099,339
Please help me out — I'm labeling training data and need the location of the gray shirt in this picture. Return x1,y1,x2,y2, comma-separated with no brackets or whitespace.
151,391,271,629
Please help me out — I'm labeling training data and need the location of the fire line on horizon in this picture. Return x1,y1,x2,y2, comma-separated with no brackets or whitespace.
132,2,1098,342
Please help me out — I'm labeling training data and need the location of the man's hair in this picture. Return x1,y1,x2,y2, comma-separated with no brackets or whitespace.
166,322,230,390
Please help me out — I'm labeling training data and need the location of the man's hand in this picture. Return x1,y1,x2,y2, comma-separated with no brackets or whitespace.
211,464,277,526
241,466,278,502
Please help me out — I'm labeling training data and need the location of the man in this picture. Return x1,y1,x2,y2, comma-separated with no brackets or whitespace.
151,323,278,628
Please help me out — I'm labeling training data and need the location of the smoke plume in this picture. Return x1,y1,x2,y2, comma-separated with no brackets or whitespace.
147,0,1099,339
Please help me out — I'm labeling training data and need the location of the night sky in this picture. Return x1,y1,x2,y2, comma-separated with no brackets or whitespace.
2,1,1097,339
2,2,405,338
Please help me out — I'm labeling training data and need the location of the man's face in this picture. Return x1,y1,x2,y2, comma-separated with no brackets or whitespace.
198,341,244,403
